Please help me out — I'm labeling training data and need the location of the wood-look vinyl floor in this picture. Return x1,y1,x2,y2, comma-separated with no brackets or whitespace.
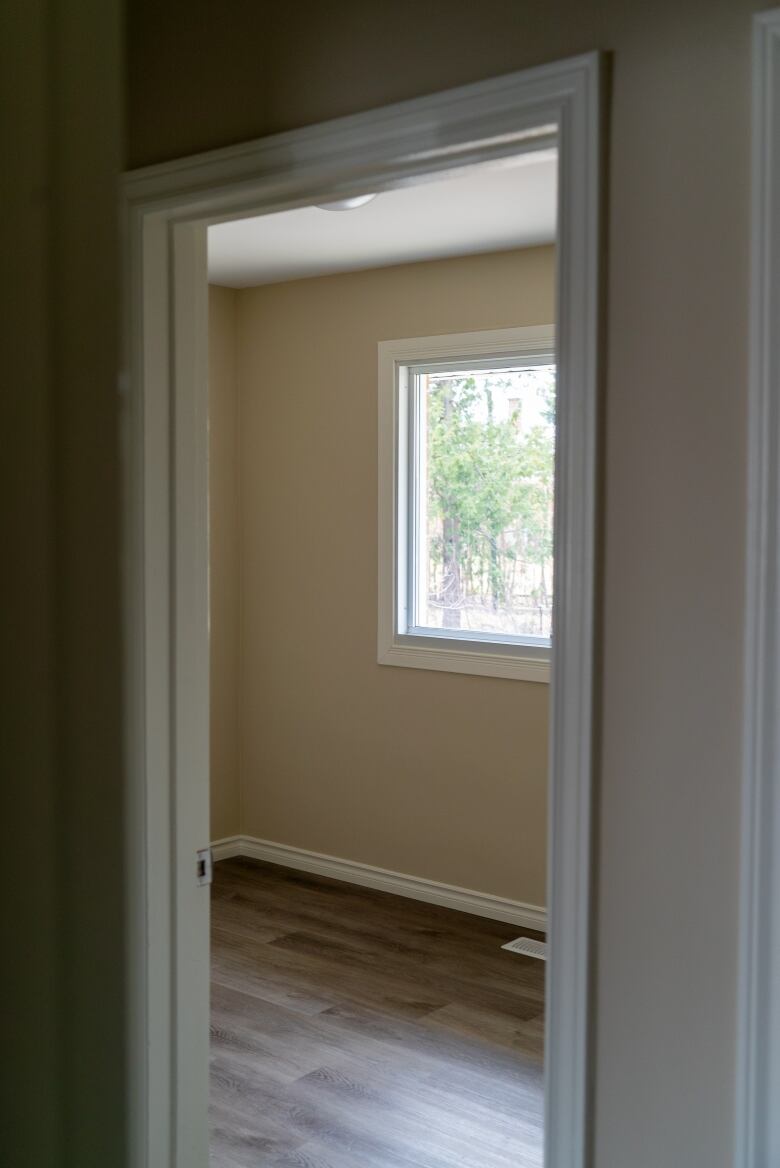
210,857,545,1168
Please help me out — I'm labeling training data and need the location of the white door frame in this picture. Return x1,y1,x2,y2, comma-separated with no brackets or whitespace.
737,9,780,1166
122,52,604,1168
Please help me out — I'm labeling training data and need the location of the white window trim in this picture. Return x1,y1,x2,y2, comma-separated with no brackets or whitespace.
378,324,555,683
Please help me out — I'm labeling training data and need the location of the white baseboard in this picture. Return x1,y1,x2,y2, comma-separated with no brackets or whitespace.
211,835,246,861
210,834,546,932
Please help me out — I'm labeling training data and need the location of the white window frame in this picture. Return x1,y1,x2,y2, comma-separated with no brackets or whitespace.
378,325,555,683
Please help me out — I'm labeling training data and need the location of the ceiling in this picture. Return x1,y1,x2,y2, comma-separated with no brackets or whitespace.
207,152,557,288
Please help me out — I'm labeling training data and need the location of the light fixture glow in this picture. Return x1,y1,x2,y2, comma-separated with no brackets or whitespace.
316,193,378,212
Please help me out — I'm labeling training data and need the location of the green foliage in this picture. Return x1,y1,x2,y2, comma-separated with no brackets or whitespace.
426,370,554,622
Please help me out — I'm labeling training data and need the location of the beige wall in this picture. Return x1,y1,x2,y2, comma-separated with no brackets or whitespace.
210,245,554,905
209,285,242,840
134,3,756,1163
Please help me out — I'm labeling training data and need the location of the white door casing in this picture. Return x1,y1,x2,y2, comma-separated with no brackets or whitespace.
736,9,780,1167
122,52,604,1168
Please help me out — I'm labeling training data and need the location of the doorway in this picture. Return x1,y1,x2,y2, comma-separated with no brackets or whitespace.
122,53,602,1168
206,167,555,1164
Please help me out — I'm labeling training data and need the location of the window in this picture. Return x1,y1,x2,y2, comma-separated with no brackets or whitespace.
378,326,554,682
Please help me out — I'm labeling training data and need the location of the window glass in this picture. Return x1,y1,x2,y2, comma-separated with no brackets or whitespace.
414,363,555,641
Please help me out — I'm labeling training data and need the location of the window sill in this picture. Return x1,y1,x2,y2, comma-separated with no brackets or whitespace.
378,637,550,683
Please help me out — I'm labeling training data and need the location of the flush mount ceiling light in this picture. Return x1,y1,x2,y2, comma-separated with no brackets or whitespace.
316,193,378,211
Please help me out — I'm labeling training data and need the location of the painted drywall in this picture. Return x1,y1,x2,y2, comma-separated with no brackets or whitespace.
209,285,241,840
131,2,754,1164
4,1,126,1164
210,245,554,906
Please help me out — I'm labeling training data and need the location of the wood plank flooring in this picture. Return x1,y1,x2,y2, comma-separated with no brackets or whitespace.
210,857,545,1168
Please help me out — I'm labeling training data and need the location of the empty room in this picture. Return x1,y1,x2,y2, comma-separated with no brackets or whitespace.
13,7,766,1168
207,155,557,1167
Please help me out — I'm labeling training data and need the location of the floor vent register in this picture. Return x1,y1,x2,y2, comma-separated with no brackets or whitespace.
501,936,547,960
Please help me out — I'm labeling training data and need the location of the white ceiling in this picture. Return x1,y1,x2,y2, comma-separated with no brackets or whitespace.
207,152,557,288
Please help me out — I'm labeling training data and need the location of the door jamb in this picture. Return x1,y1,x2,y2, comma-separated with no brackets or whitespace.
736,9,780,1166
